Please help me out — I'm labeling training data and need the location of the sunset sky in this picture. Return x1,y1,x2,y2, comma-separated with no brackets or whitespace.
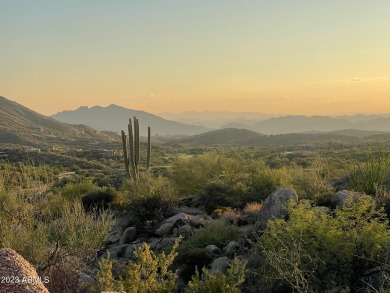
1,1,389,116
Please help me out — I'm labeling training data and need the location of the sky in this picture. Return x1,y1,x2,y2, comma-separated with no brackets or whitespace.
1,1,390,116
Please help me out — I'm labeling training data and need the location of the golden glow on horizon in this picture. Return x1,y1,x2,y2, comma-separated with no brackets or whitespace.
1,1,390,116
4,75,389,116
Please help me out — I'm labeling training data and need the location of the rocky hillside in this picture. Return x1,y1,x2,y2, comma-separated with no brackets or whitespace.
0,96,119,147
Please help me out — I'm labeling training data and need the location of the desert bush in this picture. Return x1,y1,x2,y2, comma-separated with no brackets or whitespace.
242,202,262,216
186,257,247,293
171,152,247,196
82,186,118,212
123,174,178,231
58,180,100,201
175,247,214,280
288,164,335,206
196,180,241,213
98,239,180,293
48,202,114,262
246,165,292,201
122,173,176,204
98,253,116,292
344,149,390,196
179,220,241,254
0,163,115,293
253,198,390,292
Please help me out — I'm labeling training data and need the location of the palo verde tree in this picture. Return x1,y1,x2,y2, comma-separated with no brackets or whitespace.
121,116,151,180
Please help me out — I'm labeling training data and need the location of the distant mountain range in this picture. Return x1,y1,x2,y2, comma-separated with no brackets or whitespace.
52,105,209,136
159,111,390,130
158,111,273,128
243,115,390,134
0,96,118,146
167,128,390,147
171,128,265,146
53,106,390,135
2,96,389,148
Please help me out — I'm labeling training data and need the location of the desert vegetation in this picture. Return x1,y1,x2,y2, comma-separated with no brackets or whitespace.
1,139,390,292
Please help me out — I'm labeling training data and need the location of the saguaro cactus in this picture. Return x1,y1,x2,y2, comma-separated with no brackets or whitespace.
146,126,151,171
121,117,151,180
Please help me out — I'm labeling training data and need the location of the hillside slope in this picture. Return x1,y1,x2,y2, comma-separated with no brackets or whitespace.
0,96,118,147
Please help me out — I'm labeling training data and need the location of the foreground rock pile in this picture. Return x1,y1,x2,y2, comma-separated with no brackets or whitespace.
0,248,49,293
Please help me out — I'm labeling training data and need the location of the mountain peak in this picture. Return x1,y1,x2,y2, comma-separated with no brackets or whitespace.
51,104,209,135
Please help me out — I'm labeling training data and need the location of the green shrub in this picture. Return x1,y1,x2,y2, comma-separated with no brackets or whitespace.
122,173,176,204
98,253,118,292
48,202,114,262
246,166,292,201
196,180,241,213
0,167,114,276
123,174,178,231
253,198,390,292
171,152,247,196
179,220,241,254
58,180,100,201
186,258,247,293
344,149,390,196
288,164,335,206
99,239,180,293
82,186,118,212
174,247,214,280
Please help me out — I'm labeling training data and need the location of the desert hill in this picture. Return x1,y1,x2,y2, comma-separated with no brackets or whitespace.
0,96,118,147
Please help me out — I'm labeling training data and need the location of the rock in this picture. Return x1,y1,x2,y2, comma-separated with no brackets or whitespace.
223,241,240,256
0,248,49,293
105,231,122,244
162,213,191,226
209,256,230,274
155,223,174,237
119,227,137,244
108,244,128,258
124,243,143,258
115,212,133,229
256,188,298,229
189,215,210,228
331,190,370,209
105,212,133,244
178,225,192,237
161,237,178,248
329,176,348,191
177,206,205,215
79,273,95,289
205,245,221,255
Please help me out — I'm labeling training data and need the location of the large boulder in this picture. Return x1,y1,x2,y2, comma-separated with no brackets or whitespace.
155,223,174,237
105,212,133,244
188,215,210,228
0,248,49,293
178,225,192,238
162,213,191,226
223,241,241,257
205,245,221,255
209,256,230,274
331,190,371,209
119,227,137,244
175,206,205,216
256,188,298,229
